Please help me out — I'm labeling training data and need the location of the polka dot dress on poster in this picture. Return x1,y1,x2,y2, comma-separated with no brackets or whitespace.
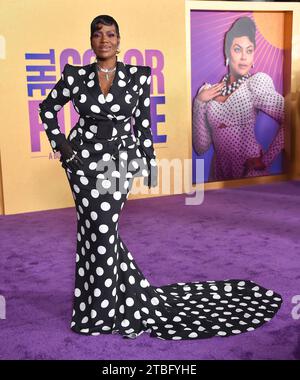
192,72,285,181
39,60,282,340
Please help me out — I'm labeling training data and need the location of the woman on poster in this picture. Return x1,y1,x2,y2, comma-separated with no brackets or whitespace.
193,16,285,181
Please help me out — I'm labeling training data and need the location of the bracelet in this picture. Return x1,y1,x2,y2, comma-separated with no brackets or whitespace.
66,152,76,163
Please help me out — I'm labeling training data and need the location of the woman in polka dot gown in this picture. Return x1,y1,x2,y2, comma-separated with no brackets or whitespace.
192,16,285,181
39,15,282,340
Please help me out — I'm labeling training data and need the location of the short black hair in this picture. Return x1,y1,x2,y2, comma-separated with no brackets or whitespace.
90,15,120,39
224,16,256,59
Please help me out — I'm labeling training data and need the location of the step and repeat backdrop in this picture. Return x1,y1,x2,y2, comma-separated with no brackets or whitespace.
1,0,300,214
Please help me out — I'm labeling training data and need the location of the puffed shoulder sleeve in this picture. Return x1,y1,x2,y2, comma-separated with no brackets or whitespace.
38,63,72,153
192,84,212,155
132,66,157,165
248,72,285,168
247,72,284,123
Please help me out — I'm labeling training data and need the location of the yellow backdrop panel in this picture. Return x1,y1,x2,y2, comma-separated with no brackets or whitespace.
0,0,189,214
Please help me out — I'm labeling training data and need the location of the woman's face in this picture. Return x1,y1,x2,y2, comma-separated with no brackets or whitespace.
229,36,254,76
91,23,120,60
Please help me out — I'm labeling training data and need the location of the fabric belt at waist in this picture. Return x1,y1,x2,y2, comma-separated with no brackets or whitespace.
74,116,139,161
79,115,130,138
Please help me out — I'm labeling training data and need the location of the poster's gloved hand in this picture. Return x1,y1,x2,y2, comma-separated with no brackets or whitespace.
59,141,84,171
143,157,158,189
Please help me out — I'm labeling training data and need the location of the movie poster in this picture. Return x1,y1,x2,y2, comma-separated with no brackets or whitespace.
191,11,286,183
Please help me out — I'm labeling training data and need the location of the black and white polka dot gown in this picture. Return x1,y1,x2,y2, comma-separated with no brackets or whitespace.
39,60,282,340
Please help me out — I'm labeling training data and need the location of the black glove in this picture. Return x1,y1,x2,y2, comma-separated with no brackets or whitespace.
143,158,158,188
59,141,84,171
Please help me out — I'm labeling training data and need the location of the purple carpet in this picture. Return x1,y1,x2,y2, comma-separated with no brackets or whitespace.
1,180,300,360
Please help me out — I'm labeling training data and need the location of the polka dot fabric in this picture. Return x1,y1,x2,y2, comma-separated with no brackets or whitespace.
192,72,285,181
39,63,282,340
38,60,157,165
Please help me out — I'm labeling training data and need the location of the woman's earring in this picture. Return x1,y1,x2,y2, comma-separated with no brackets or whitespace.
116,46,121,54
226,57,229,66
251,63,255,68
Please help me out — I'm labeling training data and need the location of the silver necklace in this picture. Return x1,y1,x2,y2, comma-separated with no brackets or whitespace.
96,62,117,81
